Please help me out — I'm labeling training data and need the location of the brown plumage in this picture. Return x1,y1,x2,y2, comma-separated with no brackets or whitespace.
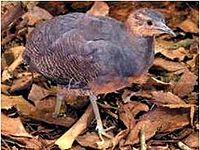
23,8,175,139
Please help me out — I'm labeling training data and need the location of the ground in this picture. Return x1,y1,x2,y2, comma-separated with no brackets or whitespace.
1,1,199,150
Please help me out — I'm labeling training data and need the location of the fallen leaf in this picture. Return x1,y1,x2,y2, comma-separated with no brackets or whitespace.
186,54,198,73
125,107,190,145
153,58,186,72
1,94,35,115
173,69,197,97
2,46,25,68
128,72,151,85
76,132,101,149
109,2,133,21
37,2,68,16
148,145,169,150
70,145,86,150
122,90,152,103
1,113,32,137
22,1,38,11
160,47,187,61
1,84,10,95
178,19,198,33
28,96,76,127
155,39,173,54
183,132,199,148
22,6,53,26
155,38,193,53
10,74,33,93
1,1,25,31
28,84,53,102
87,1,109,16
119,102,149,129
2,46,25,82
112,129,129,149
4,136,54,149
151,91,186,105
71,2,93,10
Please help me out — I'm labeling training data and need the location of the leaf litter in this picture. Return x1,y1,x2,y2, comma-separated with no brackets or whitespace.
1,1,199,150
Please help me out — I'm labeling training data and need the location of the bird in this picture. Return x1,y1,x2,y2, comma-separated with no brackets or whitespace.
23,8,175,140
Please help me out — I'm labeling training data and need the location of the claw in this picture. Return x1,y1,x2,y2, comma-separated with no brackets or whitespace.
89,94,114,141
96,125,114,140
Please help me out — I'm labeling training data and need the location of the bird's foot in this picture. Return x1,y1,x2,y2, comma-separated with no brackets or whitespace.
95,125,115,149
96,124,114,141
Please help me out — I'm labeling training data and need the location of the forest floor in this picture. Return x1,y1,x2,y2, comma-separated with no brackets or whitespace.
1,1,199,150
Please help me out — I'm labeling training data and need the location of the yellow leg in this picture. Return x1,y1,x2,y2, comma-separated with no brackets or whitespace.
89,94,113,140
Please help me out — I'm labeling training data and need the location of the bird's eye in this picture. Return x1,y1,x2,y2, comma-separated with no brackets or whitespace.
147,20,153,26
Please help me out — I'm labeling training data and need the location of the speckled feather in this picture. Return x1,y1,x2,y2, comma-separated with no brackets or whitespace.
23,12,154,92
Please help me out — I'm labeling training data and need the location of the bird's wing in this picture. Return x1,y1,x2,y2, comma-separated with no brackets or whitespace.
24,13,137,85
35,24,127,86
25,13,85,56
30,12,122,55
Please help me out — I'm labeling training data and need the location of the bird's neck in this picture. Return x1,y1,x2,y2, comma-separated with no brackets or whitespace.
125,28,155,75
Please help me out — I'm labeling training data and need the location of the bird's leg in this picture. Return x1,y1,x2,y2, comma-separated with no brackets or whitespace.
53,85,66,117
53,79,74,117
89,94,113,140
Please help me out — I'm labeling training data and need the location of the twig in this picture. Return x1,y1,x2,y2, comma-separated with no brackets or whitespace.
178,141,192,150
55,104,94,150
140,125,147,150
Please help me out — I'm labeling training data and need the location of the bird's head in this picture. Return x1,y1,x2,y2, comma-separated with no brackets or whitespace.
126,8,175,37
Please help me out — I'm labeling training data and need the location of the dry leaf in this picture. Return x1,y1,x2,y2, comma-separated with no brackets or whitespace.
155,39,173,54
153,58,186,72
183,132,199,148
112,129,129,149
178,19,198,33
148,145,169,150
1,113,32,137
190,8,199,24
2,46,25,67
122,90,152,103
10,74,33,93
119,102,149,129
22,6,53,26
126,119,157,145
186,54,198,71
28,84,53,102
87,1,109,16
160,47,187,61
125,107,190,145
151,91,186,105
77,132,113,149
1,84,10,95
2,46,25,82
1,1,25,31
28,96,76,127
109,2,133,21
1,94,35,115
173,69,197,97
71,2,93,10
12,136,46,149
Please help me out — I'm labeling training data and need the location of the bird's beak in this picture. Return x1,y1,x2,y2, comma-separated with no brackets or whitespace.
157,22,176,36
